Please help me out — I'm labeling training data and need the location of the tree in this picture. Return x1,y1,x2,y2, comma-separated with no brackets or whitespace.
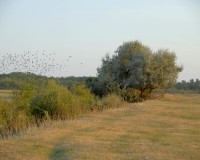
97,41,183,98
172,78,200,93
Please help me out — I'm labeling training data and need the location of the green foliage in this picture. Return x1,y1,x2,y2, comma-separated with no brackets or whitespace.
0,100,30,137
97,41,183,100
167,79,200,94
0,79,96,137
30,81,94,121
13,83,36,114
71,83,95,114
121,88,142,102
0,72,48,90
0,40,184,138
58,76,89,89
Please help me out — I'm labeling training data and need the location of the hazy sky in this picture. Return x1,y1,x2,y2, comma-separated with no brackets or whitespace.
0,0,200,81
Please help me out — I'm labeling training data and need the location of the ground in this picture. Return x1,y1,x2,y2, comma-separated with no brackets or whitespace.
0,94,200,160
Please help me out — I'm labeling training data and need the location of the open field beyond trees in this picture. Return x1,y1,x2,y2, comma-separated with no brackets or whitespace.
0,90,13,100
0,94,200,160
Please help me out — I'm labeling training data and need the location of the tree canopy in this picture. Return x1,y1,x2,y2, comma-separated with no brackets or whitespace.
97,41,183,97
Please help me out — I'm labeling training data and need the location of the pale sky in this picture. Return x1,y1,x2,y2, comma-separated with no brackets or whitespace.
0,0,200,81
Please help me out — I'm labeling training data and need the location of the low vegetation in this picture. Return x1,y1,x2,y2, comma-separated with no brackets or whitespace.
0,94,199,160
0,80,125,138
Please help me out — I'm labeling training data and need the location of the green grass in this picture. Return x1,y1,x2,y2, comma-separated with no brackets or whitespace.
0,94,200,160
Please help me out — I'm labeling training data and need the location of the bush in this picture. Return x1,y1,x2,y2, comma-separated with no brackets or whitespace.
103,82,145,102
30,81,95,122
13,83,36,115
93,94,124,111
102,94,123,109
1,80,127,137
121,88,142,102
0,100,30,138
71,83,94,114
30,80,72,121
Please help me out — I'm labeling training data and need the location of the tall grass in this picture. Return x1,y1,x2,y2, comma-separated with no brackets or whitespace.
93,94,124,111
0,100,30,137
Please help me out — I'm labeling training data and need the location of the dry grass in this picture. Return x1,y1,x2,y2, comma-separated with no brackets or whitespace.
0,94,200,160
0,90,13,100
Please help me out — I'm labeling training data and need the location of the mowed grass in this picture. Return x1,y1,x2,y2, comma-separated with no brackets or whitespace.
0,94,200,160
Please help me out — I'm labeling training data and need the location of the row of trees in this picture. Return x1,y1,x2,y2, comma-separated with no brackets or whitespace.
0,72,89,90
167,79,200,93
0,72,48,89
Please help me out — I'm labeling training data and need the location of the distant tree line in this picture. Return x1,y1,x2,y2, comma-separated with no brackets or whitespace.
0,72,48,89
167,79,200,93
0,72,88,90
1,73,199,96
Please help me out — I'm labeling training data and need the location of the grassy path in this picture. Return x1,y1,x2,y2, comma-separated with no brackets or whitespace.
0,94,200,160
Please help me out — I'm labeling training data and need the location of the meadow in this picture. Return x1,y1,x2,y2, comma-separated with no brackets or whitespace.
0,90,13,100
0,94,199,160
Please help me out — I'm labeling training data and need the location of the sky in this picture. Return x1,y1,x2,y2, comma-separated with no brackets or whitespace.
0,0,200,81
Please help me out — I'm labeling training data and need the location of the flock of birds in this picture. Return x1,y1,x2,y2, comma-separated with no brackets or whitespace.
0,51,76,77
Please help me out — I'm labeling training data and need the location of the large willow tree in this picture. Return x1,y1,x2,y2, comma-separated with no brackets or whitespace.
97,41,183,97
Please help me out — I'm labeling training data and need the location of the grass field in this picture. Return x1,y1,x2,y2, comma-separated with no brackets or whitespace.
0,94,200,160
0,90,13,100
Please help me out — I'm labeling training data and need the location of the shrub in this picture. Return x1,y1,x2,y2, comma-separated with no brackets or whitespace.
13,83,36,115
104,82,145,102
30,80,72,120
102,94,123,109
121,88,142,102
93,94,124,111
30,81,95,121
1,80,125,137
0,100,30,138
71,83,94,115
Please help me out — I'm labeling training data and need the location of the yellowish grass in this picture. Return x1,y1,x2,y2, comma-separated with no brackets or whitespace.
0,94,200,160
0,90,13,100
